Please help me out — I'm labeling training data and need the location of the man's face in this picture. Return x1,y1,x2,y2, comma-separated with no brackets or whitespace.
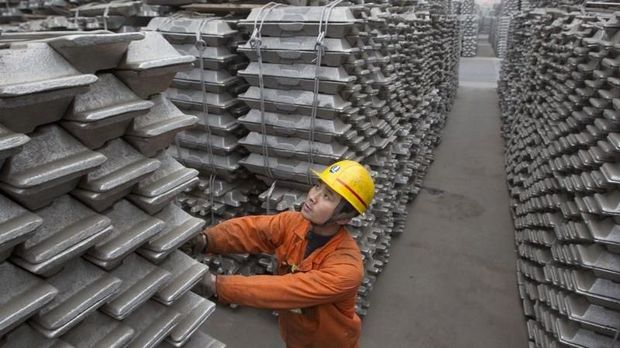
301,182,342,225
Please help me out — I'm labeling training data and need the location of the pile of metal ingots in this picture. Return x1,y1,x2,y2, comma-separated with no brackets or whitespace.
147,0,460,317
0,0,171,32
500,9,620,347
489,0,519,58
460,0,479,57
0,31,225,347
461,16,479,57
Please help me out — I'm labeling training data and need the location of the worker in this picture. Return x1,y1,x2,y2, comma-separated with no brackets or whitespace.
189,160,375,348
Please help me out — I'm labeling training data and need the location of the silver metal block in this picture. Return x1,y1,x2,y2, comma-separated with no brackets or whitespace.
2,324,72,348
138,203,205,263
165,88,238,114
11,195,111,275
239,131,352,165
0,125,107,210
176,129,239,155
62,73,153,149
47,32,145,74
154,250,208,305
238,87,352,119
238,7,360,38
172,68,241,94
115,32,194,99
101,253,172,320
123,300,181,348
124,94,199,157
171,44,238,71
29,258,121,337
146,17,237,46
0,42,97,133
0,192,42,262
237,109,352,143
0,263,58,336
237,37,358,66
165,291,215,347
72,138,160,211
60,311,134,348
0,124,29,170
238,63,355,94
85,199,164,270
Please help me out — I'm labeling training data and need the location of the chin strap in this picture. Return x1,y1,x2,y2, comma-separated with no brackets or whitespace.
310,200,357,228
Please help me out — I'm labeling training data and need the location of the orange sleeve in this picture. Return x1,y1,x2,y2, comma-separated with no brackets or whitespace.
216,250,363,309
204,212,292,255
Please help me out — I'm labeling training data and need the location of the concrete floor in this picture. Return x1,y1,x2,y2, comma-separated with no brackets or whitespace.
200,36,529,347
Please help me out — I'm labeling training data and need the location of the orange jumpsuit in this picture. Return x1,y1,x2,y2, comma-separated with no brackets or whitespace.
205,211,364,348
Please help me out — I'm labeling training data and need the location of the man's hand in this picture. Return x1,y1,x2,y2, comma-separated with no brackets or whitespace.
195,272,217,298
181,233,208,257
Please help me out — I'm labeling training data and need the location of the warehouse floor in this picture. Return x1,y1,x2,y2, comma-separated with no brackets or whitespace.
200,36,529,347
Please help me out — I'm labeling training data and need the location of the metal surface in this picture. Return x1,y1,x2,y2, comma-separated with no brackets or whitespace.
85,199,164,270
60,311,134,348
0,124,29,170
124,94,198,157
166,88,239,114
122,300,181,348
115,31,195,99
0,42,97,133
166,291,216,347
237,37,358,66
500,9,620,347
2,324,72,348
161,330,225,348
62,73,153,149
0,14,223,347
237,86,352,119
0,262,58,336
138,203,205,263
172,68,241,94
72,139,160,211
238,62,354,94
155,250,208,305
30,257,121,337
238,7,361,37
171,44,238,71
146,17,237,46
11,195,111,276
47,32,145,73
102,253,172,320
0,125,107,210
0,193,42,262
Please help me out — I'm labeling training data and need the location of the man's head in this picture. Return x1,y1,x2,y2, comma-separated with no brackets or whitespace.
301,160,375,226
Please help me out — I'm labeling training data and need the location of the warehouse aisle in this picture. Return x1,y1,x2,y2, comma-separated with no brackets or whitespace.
360,36,528,347
202,36,528,347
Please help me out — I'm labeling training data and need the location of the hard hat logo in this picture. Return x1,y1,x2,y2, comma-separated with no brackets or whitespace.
329,165,341,173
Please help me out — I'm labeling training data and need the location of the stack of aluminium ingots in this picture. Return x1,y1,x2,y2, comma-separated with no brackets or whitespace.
157,2,459,316
460,0,479,57
490,0,519,58
145,15,270,277
145,16,263,222
0,0,168,33
234,6,386,315
234,3,458,315
500,8,620,347
0,30,225,347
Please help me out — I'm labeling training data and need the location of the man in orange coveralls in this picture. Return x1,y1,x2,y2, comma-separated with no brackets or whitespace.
190,160,374,348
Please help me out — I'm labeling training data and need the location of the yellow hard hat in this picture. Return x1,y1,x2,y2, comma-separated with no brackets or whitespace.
313,160,375,214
